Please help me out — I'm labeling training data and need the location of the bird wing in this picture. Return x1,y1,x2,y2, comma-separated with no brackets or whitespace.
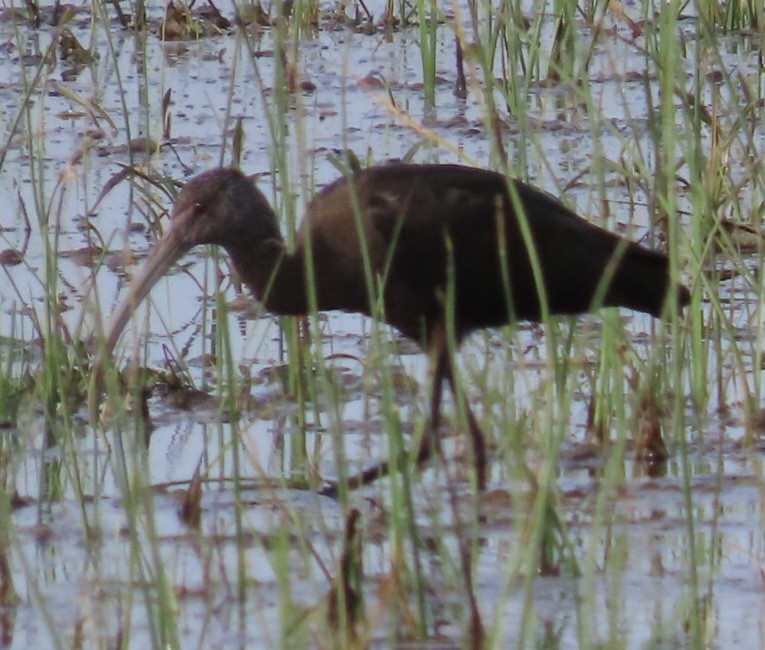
298,163,637,323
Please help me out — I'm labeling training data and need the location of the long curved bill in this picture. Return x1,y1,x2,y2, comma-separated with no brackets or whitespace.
89,204,197,420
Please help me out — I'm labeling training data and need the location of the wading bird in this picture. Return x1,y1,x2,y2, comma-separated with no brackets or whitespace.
91,163,690,496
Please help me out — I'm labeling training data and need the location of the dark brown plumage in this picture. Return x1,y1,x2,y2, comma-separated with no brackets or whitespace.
93,163,690,495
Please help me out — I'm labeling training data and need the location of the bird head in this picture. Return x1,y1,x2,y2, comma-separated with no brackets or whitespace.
88,168,279,420
169,168,280,251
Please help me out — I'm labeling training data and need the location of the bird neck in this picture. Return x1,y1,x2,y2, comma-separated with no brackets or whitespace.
227,239,310,316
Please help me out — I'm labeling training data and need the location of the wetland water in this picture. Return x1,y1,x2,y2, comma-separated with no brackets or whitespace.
1,1,764,647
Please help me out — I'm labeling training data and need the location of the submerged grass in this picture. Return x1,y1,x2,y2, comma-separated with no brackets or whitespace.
1,0,763,646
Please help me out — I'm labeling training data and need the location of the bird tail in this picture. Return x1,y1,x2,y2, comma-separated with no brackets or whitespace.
605,244,690,317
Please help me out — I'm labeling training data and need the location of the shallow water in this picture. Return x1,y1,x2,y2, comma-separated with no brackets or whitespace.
2,1,765,648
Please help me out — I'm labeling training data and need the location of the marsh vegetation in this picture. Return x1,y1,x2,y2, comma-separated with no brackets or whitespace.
0,0,763,647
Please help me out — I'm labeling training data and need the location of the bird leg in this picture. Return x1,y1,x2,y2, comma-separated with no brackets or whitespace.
318,352,447,498
441,350,488,491
319,341,488,497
